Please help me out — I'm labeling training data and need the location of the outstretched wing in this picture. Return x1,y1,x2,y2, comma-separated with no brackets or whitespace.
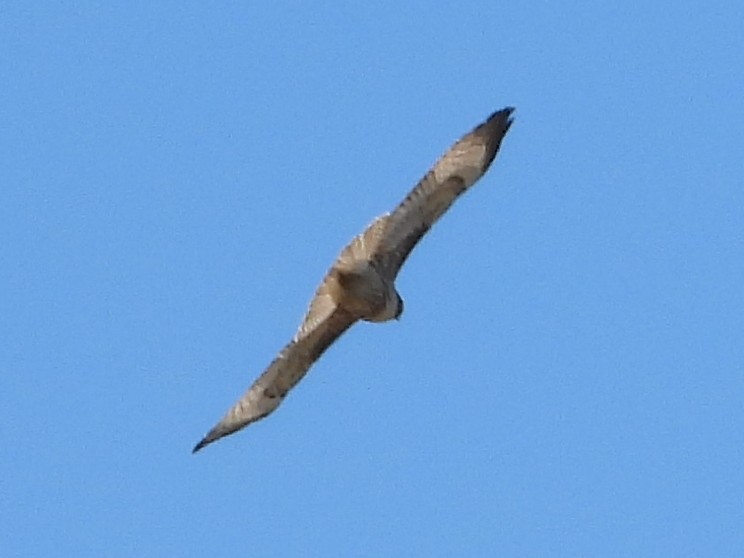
193,306,356,452
192,215,389,453
372,108,514,279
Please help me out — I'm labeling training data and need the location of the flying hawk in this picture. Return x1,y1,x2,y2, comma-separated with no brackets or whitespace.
193,107,514,452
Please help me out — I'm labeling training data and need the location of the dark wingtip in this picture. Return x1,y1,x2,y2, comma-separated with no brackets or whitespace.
192,418,239,453
192,431,216,454
475,107,515,137
503,106,515,127
476,107,515,170
490,106,515,126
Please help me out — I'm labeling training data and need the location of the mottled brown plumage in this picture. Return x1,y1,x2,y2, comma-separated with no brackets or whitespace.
193,108,514,452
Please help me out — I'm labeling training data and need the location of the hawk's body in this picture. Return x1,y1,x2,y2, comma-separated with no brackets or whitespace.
193,108,514,452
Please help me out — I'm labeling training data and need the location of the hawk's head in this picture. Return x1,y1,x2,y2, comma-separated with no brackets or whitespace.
395,293,404,320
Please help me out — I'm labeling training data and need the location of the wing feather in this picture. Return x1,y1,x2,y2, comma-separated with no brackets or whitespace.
373,108,514,279
193,307,356,452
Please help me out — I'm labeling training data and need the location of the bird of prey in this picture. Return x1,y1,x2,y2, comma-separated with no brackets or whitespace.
193,107,514,453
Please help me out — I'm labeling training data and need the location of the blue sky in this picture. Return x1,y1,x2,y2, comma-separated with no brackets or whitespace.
2,2,743,556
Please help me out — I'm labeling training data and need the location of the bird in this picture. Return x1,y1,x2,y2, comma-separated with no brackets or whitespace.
193,107,514,453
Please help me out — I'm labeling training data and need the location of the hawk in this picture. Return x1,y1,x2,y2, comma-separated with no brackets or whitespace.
193,108,514,452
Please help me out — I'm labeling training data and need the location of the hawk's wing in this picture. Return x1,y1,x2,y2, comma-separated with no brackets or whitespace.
192,218,391,452
192,303,356,453
372,108,514,280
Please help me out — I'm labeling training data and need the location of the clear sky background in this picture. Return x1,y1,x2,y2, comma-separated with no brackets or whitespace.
2,2,743,557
